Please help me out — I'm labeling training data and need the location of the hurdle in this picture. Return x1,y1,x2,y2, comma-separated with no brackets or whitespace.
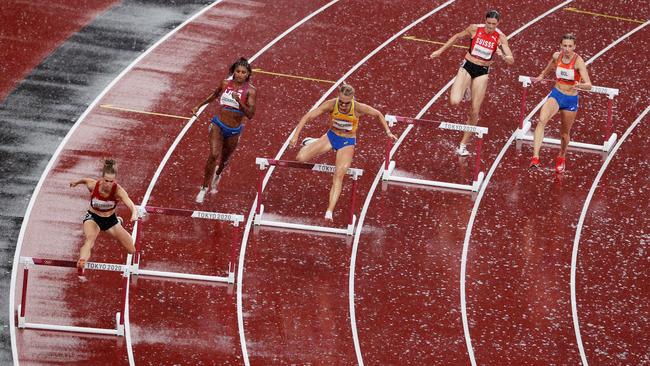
382,115,487,192
516,75,619,152
17,256,128,336
133,206,244,284
254,158,363,236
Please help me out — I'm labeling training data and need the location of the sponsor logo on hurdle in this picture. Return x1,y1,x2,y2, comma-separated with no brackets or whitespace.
191,211,234,221
439,122,486,134
86,262,124,272
313,164,337,174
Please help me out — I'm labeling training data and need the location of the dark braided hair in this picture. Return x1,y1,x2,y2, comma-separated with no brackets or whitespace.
229,57,252,81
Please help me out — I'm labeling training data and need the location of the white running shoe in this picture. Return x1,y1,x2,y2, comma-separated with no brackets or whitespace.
195,186,208,203
456,144,470,157
324,211,333,220
302,137,317,146
462,87,472,102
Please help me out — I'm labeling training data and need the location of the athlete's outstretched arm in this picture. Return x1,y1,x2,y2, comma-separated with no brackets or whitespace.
497,34,515,65
192,80,228,115
574,57,592,91
356,103,397,141
290,99,335,147
115,186,138,222
69,178,96,192
534,52,559,82
429,25,473,58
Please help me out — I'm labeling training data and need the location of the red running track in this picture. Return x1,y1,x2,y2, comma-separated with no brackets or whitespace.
11,0,649,365
0,1,118,102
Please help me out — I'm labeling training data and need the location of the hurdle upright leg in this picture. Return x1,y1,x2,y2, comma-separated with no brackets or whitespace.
473,135,484,182
519,86,528,130
349,177,358,229
19,267,29,323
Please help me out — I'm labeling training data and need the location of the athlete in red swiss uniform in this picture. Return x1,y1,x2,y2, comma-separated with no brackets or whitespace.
69,159,138,271
429,10,514,156
530,33,591,172
192,57,257,203
290,83,397,220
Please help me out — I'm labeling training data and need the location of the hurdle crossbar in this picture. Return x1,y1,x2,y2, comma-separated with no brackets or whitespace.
382,115,487,192
254,158,363,236
17,256,127,336
516,76,619,152
134,206,242,284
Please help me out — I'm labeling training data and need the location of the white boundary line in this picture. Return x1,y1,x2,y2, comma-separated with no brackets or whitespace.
570,104,649,366
345,2,573,364
8,1,227,365
235,2,457,365
460,18,648,366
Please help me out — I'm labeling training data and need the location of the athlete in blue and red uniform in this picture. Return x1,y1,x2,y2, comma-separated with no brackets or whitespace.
69,159,138,270
530,33,592,172
429,10,514,156
192,57,257,203
290,83,397,220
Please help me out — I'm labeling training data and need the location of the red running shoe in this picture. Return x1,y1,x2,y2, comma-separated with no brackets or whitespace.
556,156,566,173
529,156,540,169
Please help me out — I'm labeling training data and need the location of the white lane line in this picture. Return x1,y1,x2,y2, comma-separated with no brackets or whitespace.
460,17,648,366
235,1,458,364
341,1,572,364
234,1,343,364
8,1,227,365
571,104,649,366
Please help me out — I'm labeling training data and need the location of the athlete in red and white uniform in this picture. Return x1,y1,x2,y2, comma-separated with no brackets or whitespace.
69,159,138,271
192,57,257,203
429,10,514,156
530,33,591,172
289,83,397,220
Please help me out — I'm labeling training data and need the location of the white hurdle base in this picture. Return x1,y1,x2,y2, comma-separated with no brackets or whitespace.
254,205,356,236
382,161,485,192
132,264,234,284
17,305,124,336
517,120,618,152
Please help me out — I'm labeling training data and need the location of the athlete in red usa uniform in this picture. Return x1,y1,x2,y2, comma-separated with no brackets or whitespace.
69,159,137,271
289,83,397,220
530,33,591,172
429,10,514,156
192,57,257,203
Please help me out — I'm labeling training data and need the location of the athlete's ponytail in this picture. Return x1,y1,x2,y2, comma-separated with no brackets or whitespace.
102,158,117,176
339,82,355,96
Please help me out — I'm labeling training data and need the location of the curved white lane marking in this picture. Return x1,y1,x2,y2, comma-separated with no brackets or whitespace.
460,17,647,366
571,104,649,366
8,1,227,365
235,2,462,364
235,2,343,364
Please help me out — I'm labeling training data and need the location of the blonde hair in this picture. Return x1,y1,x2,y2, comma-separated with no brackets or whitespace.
102,158,117,176
338,82,355,96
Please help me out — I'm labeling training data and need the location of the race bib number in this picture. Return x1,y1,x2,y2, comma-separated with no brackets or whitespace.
332,119,353,131
471,44,494,60
220,90,240,109
556,67,575,81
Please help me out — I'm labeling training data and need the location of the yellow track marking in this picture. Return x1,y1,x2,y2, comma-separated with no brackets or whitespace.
564,7,645,24
100,104,190,120
402,35,465,48
252,68,335,84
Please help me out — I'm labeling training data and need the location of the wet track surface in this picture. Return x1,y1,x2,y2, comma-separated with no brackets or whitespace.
3,0,649,365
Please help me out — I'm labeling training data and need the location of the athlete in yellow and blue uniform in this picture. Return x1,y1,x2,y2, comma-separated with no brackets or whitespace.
290,83,397,220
